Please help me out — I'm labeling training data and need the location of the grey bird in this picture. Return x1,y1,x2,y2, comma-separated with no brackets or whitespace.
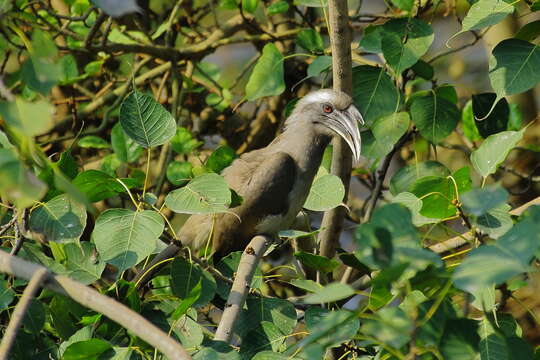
135,89,363,285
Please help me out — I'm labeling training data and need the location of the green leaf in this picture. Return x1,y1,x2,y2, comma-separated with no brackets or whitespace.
28,194,87,243
78,135,110,149
304,282,355,304
63,339,112,360
461,185,508,216
58,326,93,358
389,160,450,195
294,0,327,6
58,54,81,85
475,203,513,238
296,29,324,54
361,307,413,348
454,206,540,292
206,146,237,173
165,173,231,214
111,123,143,163
361,112,409,160
0,148,47,208
64,242,105,284
167,161,193,186
307,56,332,78
0,279,15,310
92,209,164,273
410,92,459,144
451,0,514,39
470,128,525,178
461,100,483,142
242,0,258,13
411,60,434,79
267,0,289,15
21,57,60,95
173,314,204,348
472,93,509,138
440,319,480,359
478,315,510,360
508,103,523,131
489,39,540,106
301,308,359,348
170,127,202,155
22,299,45,333
410,167,471,219
294,251,340,273
171,257,202,299
0,98,54,137
243,297,297,337
515,20,540,41
289,279,322,293
381,19,434,73
119,91,176,148
352,65,400,126
245,43,285,101
72,170,138,202
390,0,414,11
392,192,439,226
31,29,58,58
303,174,344,211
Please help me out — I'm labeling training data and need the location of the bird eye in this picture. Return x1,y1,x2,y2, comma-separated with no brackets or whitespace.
322,104,333,113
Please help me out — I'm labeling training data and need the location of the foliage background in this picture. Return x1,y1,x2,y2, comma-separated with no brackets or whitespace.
1,0,540,359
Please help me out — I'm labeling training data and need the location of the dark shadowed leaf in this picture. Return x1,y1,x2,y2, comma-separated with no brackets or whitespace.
63,338,112,360
296,29,324,54
472,93,509,137
361,307,413,348
461,185,509,216
72,170,139,202
515,20,540,41
475,203,513,238
119,91,176,148
294,251,340,273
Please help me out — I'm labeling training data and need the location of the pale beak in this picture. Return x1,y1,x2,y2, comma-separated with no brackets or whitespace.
326,105,364,164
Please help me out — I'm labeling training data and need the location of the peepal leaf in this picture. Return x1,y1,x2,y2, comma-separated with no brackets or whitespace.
245,43,285,101
470,128,525,178
304,174,344,211
304,283,355,304
489,39,540,109
111,123,143,163
0,98,55,137
64,242,105,284
93,209,164,273
165,173,231,214
389,160,450,195
410,92,459,144
461,185,508,216
361,112,409,160
352,66,400,126
451,0,514,40
29,194,87,243
120,91,176,148
454,206,540,292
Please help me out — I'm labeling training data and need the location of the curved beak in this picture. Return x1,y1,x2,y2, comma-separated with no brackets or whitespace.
326,105,364,164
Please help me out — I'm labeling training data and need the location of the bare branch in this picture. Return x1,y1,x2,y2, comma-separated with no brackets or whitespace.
0,268,49,359
214,235,271,343
318,0,353,260
0,250,192,360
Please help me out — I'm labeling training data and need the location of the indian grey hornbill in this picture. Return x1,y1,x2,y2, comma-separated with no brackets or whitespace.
134,89,364,285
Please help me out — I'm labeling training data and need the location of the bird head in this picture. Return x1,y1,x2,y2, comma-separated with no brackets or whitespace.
288,89,365,163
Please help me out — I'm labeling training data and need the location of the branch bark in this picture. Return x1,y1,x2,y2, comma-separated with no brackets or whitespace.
0,268,48,359
318,0,353,259
0,250,192,360
214,235,271,343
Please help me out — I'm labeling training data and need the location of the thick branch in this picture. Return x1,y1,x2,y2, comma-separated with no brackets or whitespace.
0,268,48,359
0,251,191,360
214,235,271,343
318,0,353,259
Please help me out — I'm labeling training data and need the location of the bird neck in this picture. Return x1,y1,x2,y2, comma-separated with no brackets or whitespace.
272,124,331,175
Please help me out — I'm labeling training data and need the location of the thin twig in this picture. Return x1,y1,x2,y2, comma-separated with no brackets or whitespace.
214,235,271,343
0,268,49,359
0,250,192,360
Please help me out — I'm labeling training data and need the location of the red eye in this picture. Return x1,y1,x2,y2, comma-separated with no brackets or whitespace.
323,104,333,113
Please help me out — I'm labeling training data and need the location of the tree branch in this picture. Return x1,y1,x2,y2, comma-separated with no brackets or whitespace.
318,0,353,260
0,250,192,360
214,235,271,343
0,268,48,359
